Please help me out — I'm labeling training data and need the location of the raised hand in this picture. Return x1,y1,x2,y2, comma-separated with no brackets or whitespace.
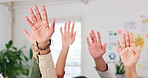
60,21,76,46
23,29,36,46
86,30,107,59
116,31,141,67
24,5,56,47
56,21,76,76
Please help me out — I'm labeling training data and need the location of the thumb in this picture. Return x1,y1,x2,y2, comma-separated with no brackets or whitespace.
102,43,107,50
50,18,56,32
135,45,141,57
22,29,30,39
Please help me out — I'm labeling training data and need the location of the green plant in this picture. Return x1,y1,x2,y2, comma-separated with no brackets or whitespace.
0,40,29,78
115,57,125,74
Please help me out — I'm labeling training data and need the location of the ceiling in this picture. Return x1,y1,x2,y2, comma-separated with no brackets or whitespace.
0,0,89,3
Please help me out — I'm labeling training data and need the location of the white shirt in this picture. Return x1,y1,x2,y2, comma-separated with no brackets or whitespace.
0,74,3,78
97,67,116,78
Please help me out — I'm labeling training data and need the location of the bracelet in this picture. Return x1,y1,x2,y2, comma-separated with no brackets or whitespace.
36,39,51,50
38,49,51,55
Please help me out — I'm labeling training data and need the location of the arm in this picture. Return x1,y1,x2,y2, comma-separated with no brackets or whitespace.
24,5,57,78
86,30,115,78
125,66,137,78
23,24,41,78
116,31,141,78
56,21,76,77
28,56,41,78
86,30,107,71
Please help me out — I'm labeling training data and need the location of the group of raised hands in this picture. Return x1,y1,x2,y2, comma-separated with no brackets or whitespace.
87,30,140,78
23,5,141,78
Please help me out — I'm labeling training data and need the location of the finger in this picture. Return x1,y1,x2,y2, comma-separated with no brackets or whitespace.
129,32,135,47
71,22,75,33
91,30,97,42
29,8,37,23
86,37,91,46
97,31,102,46
60,27,63,34
125,31,130,47
50,18,56,32
102,43,107,50
122,33,126,49
22,29,30,39
34,5,42,21
72,31,76,43
24,16,35,29
68,21,71,32
42,5,48,22
89,33,94,43
116,40,122,53
135,45,141,58
64,22,67,32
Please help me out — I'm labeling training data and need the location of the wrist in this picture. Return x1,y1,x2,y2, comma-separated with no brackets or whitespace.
62,43,71,47
94,57,103,62
125,65,136,71
38,41,49,48
62,45,70,48
125,65,137,78
40,48,51,55
94,57,108,72
36,39,51,50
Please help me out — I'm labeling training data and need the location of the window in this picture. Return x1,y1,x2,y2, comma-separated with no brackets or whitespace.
51,21,81,78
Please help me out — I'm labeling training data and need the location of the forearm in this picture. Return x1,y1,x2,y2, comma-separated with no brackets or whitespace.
94,57,108,72
37,43,57,78
125,66,137,78
56,46,70,75
38,52,57,78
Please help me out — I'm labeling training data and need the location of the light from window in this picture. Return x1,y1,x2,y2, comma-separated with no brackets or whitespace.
51,21,81,78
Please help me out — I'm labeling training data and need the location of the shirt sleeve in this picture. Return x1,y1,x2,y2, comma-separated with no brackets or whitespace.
28,57,41,78
96,65,116,78
38,52,57,78
0,74,3,78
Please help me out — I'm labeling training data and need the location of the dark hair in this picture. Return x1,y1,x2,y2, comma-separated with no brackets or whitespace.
73,76,87,78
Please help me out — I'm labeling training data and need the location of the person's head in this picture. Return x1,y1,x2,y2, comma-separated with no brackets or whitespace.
73,76,87,78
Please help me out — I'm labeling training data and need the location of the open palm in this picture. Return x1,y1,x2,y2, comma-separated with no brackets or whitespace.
25,5,56,45
60,21,76,46
120,47,140,66
87,30,107,59
116,31,141,66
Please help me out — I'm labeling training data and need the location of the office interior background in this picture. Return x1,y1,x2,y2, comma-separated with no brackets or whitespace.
0,0,148,78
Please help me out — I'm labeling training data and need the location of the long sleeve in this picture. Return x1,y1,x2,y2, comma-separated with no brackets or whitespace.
96,66,116,78
38,52,57,78
0,74,3,78
28,57,41,78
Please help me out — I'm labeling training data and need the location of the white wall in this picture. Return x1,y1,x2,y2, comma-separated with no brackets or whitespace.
12,0,148,78
0,3,11,50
